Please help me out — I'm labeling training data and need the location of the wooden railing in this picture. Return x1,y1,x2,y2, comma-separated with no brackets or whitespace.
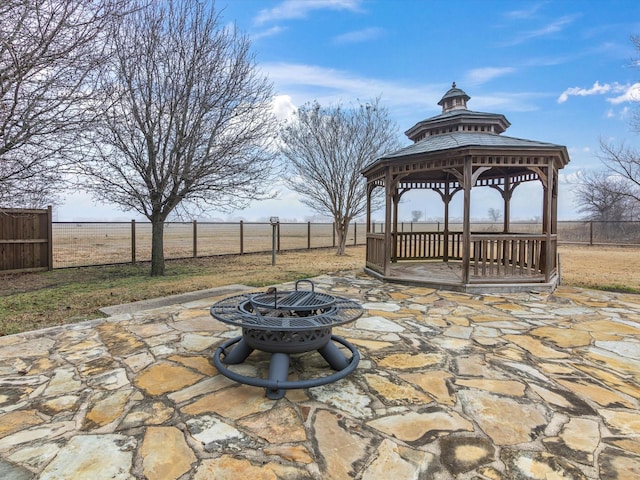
369,231,558,285
469,234,555,282
394,231,463,261
366,233,385,272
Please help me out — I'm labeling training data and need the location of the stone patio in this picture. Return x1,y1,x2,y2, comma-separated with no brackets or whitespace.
0,271,639,479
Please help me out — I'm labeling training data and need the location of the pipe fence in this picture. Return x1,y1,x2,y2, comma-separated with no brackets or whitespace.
52,221,363,268
50,220,640,269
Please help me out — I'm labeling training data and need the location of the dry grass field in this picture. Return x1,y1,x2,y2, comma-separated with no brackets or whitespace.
1,244,638,336
52,222,347,268
557,244,640,291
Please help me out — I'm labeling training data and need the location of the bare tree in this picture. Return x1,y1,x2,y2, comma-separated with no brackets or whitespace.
0,0,127,207
574,169,636,220
78,1,278,275
279,99,400,255
487,208,502,222
597,139,640,203
411,210,423,222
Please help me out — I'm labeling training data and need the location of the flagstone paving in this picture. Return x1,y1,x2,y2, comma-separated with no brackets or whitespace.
1,271,640,479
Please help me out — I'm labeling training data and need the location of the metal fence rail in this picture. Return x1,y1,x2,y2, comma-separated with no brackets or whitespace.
50,220,640,269
52,221,364,269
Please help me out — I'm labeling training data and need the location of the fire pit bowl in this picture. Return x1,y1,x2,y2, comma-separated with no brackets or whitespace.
210,280,362,399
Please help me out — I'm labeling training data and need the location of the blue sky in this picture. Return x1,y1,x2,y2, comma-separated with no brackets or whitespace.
59,0,640,221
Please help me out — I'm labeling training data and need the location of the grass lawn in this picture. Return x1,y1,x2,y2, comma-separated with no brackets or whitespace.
0,247,364,336
1,244,638,336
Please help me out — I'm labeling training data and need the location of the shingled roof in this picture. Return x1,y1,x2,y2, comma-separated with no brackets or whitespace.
381,131,565,160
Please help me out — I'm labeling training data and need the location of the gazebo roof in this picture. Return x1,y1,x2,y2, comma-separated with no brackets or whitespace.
362,131,570,177
364,83,570,176
381,131,566,160
404,109,511,139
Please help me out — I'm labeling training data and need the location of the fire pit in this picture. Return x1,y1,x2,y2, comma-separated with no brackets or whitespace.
210,280,362,399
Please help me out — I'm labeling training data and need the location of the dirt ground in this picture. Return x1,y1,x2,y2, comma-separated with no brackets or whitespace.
557,244,640,291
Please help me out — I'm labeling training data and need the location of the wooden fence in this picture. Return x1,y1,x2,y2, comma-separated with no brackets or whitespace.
0,207,53,273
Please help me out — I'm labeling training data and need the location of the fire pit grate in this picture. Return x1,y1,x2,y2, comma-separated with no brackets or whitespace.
210,280,362,399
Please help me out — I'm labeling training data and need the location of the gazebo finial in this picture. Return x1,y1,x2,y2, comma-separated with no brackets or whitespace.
452,81,456,88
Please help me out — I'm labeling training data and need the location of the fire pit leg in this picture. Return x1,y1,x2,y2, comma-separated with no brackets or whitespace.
221,338,254,365
266,353,289,400
318,339,350,371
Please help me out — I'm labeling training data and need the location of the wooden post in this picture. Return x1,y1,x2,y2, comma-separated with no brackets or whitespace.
392,189,399,262
47,205,53,271
277,221,281,252
443,183,450,262
240,221,244,255
131,220,136,264
192,220,197,258
503,175,511,233
589,221,593,246
544,162,554,282
332,222,336,247
462,159,472,284
384,168,393,276
307,222,311,249
353,222,357,246
366,186,371,233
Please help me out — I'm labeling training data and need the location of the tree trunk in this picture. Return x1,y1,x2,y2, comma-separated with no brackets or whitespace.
150,217,165,276
335,219,349,255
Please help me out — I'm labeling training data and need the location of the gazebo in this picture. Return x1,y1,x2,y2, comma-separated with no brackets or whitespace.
361,83,570,293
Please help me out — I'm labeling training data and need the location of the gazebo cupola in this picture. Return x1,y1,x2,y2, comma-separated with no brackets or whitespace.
438,82,469,112
405,83,510,143
361,83,571,293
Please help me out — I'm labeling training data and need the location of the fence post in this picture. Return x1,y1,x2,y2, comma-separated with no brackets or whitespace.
332,222,336,247
307,222,311,249
131,220,136,264
240,221,244,255
354,222,357,246
47,205,53,271
589,221,593,246
277,222,281,252
193,220,197,258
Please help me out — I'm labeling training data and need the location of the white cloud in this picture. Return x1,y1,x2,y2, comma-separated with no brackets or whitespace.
557,81,611,103
262,62,545,119
252,25,286,40
503,3,545,20
557,81,640,104
464,67,516,85
606,82,640,104
502,14,579,46
271,94,297,121
262,62,438,108
333,27,384,44
254,0,362,25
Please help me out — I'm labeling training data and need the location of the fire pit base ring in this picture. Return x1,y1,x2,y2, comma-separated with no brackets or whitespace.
212,335,360,399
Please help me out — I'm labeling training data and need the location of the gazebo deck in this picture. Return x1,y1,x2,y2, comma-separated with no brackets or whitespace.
366,260,556,294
